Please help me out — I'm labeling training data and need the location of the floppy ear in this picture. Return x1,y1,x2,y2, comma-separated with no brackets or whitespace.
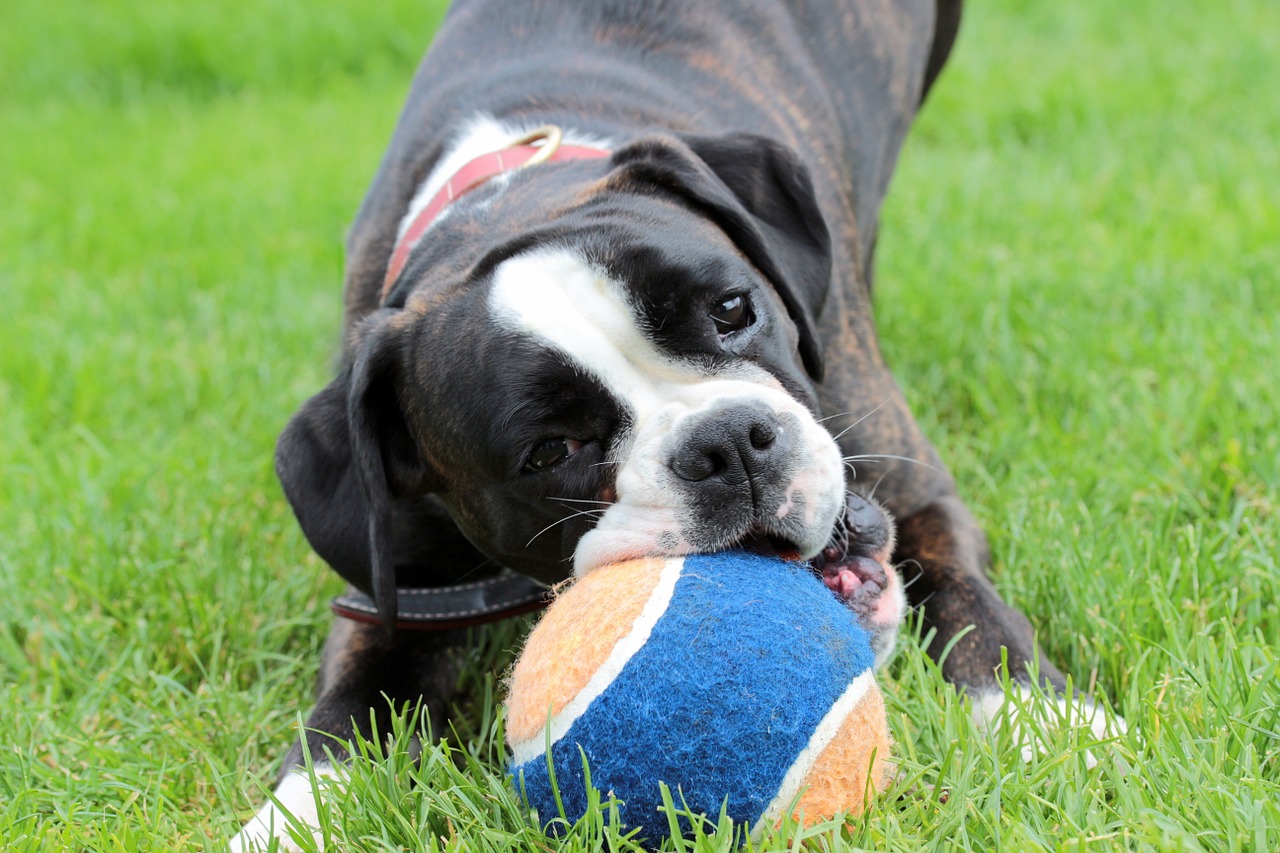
611,132,832,380
275,315,432,629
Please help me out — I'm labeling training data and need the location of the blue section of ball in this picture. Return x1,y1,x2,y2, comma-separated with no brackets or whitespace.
511,551,874,838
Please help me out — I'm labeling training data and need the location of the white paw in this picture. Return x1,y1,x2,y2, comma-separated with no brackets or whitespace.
228,766,341,852
970,685,1129,768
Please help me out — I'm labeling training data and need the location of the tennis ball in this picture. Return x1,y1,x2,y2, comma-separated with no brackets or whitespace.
505,551,891,839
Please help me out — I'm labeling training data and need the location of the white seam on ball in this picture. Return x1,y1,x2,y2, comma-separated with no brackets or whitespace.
754,669,875,833
509,556,684,766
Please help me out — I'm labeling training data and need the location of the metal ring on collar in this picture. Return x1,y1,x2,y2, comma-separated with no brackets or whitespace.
509,124,564,166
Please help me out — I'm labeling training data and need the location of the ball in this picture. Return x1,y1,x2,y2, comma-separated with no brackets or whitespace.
505,551,891,839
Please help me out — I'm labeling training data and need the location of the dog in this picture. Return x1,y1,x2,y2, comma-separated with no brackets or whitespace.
230,0,1117,848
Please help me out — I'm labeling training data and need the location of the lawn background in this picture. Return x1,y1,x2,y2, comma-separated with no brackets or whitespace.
1,0,1276,849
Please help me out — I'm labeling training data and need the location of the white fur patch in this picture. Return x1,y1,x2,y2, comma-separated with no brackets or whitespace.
971,686,1129,768
486,247,846,573
228,765,342,853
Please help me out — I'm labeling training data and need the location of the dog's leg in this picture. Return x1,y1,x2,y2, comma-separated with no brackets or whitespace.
229,617,470,852
884,464,1127,754
228,763,340,853
829,368,1125,751
890,495,1062,690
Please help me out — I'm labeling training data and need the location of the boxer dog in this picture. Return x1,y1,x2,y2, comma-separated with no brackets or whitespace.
232,0,1118,848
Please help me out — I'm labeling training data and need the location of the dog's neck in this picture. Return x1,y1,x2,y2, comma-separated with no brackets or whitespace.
396,114,617,242
382,115,615,301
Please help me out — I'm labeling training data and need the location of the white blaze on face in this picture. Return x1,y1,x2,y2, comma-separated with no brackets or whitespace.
487,247,844,574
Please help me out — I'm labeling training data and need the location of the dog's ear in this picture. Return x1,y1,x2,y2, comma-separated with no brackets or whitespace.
611,133,831,380
275,315,432,629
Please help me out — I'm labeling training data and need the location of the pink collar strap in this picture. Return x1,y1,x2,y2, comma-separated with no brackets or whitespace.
381,125,610,301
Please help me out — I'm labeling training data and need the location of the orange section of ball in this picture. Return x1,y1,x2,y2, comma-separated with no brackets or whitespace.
790,681,892,823
505,557,666,745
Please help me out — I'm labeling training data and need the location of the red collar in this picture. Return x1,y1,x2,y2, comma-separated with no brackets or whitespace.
381,125,610,301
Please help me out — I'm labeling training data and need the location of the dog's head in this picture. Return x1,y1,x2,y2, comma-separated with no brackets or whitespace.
277,131,903,659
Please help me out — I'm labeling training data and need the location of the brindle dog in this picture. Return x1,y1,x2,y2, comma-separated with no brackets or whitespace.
231,1,1118,849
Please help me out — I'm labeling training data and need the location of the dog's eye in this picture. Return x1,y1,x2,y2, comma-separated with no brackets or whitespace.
710,294,753,335
525,437,583,472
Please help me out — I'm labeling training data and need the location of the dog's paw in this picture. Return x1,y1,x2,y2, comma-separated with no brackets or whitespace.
970,685,1129,769
228,767,339,853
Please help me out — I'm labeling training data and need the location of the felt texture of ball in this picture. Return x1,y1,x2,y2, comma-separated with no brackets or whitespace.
505,551,891,838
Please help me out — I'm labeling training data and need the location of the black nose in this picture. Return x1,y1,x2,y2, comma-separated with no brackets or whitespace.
670,403,788,486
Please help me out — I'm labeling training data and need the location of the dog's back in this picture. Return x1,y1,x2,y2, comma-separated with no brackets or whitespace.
343,0,953,332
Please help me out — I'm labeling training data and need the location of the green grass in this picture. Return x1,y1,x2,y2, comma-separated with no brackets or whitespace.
1,0,1276,849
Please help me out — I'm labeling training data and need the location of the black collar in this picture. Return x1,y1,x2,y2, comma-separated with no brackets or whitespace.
331,569,551,631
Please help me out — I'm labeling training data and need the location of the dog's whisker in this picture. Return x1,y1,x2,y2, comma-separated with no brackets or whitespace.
866,471,890,502
896,559,924,590
525,507,606,548
454,557,499,582
555,505,608,520
912,589,938,611
842,453,942,474
548,500,609,525
830,398,892,442
526,518,587,549
547,496,614,507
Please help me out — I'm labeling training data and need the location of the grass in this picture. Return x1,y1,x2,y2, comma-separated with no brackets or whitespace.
1,0,1276,849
